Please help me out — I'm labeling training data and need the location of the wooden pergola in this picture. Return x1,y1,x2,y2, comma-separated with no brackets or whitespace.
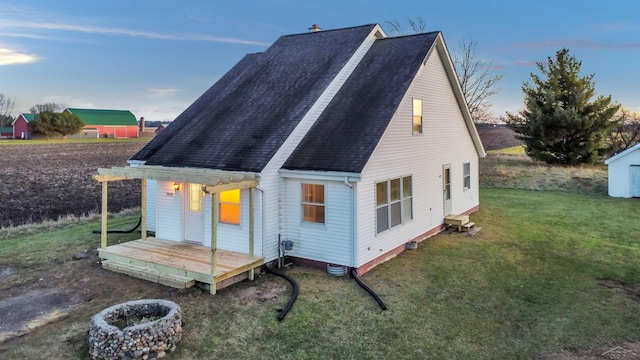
94,165,259,294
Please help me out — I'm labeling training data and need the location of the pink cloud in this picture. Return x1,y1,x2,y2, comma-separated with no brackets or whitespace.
509,39,640,51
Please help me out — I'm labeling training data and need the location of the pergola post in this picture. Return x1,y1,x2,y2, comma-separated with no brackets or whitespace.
141,178,147,240
249,187,255,280
101,181,108,250
210,192,219,295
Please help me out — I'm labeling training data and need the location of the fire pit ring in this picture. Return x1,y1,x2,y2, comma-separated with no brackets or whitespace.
89,299,182,360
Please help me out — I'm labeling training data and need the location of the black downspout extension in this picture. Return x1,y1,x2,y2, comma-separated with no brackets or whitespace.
264,266,299,321
350,268,388,310
91,216,142,234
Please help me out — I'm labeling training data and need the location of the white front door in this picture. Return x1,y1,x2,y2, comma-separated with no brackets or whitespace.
631,166,640,197
184,183,204,243
443,164,452,216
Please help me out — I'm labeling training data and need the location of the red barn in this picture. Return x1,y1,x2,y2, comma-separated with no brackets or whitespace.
12,113,35,139
65,108,139,138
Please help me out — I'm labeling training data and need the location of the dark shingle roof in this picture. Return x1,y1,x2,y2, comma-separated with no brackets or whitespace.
132,24,378,172
282,32,439,173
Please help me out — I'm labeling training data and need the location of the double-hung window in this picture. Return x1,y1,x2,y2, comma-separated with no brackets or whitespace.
413,98,423,134
463,163,471,190
219,189,240,225
302,184,325,223
376,176,413,234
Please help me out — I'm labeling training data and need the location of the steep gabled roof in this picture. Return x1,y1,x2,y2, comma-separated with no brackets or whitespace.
65,108,137,126
12,113,35,125
132,24,378,172
605,142,640,164
282,32,439,172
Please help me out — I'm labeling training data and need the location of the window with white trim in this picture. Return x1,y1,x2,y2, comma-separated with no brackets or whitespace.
376,176,413,234
302,184,325,223
413,98,423,134
463,162,471,190
219,189,240,225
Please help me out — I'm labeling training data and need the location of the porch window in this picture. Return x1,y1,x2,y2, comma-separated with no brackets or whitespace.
219,189,240,225
188,183,202,212
413,98,423,134
463,162,471,190
302,184,325,223
376,176,413,234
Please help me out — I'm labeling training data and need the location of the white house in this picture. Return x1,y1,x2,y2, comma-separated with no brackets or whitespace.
95,24,485,292
605,143,640,198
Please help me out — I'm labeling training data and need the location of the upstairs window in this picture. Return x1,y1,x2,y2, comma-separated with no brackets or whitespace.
376,176,413,234
302,184,325,223
413,98,423,134
463,163,471,190
219,189,240,225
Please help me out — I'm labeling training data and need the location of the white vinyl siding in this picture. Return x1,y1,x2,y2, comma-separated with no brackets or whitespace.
356,40,480,267
145,179,157,232
282,178,353,266
155,180,182,241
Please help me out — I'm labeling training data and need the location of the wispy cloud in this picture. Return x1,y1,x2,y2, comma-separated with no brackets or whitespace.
1,20,269,46
512,60,538,67
0,47,38,66
509,39,640,51
145,88,181,97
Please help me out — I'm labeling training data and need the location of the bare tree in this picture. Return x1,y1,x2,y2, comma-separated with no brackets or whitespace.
384,18,503,124
385,17,427,36
30,102,65,114
0,94,15,127
453,38,503,123
608,107,640,154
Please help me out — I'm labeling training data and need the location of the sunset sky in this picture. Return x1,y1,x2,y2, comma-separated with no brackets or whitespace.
1,0,638,121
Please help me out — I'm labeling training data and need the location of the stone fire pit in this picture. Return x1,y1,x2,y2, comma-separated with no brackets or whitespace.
89,299,182,360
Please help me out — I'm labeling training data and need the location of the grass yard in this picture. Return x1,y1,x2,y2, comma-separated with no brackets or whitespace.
1,190,639,358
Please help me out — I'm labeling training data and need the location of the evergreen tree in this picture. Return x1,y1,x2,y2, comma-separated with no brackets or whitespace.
29,110,84,139
506,48,619,165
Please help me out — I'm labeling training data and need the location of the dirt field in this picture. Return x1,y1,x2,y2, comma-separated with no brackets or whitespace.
0,141,146,228
476,124,523,151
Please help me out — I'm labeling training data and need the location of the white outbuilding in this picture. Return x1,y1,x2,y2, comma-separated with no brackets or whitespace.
604,143,640,198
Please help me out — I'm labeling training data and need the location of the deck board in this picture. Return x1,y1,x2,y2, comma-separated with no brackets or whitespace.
99,237,264,287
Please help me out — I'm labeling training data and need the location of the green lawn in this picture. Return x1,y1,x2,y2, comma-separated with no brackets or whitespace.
1,187,639,359
1,148,639,358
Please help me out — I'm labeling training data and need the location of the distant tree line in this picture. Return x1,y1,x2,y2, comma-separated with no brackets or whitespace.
144,120,171,128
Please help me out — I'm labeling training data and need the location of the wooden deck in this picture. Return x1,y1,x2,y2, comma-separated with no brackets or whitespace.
98,238,264,291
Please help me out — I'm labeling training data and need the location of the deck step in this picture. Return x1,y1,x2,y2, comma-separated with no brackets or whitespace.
102,260,196,289
462,222,475,232
444,214,470,227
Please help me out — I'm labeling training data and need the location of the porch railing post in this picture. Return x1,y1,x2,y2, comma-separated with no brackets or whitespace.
141,178,147,240
101,180,108,250
211,192,219,295
249,187,255,280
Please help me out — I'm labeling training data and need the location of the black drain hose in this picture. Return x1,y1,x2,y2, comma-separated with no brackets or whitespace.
91,216,142,234
264,266,299,321
351,268,387,310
